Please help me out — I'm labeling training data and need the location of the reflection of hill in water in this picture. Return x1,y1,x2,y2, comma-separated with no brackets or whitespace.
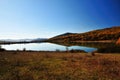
50,42,120,53
49,41,115,49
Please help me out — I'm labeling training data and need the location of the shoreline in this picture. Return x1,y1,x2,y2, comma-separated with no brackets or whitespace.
0,50,120,54
0,40,116,45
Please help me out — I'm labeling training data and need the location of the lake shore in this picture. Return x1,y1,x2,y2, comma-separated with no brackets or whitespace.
0,51,120,80
0,40,116,45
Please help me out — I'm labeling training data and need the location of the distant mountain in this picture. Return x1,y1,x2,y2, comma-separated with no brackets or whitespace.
31,38,48,42
0,39,32,43
0,38,48,44
48,26,120,42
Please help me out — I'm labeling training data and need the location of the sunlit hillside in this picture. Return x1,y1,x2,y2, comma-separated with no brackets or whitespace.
48,26,120,42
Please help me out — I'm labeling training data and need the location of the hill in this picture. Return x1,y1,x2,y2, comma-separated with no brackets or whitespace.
48,26,120,42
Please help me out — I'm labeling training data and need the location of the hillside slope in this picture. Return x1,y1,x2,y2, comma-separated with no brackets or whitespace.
48,26,120,42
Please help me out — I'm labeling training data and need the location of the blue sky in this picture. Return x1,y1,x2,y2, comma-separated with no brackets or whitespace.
0,0,120,39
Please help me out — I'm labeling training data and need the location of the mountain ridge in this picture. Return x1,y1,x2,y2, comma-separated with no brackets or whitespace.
48,26,120,42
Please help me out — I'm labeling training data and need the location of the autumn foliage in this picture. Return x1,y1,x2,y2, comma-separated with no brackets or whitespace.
48,26,120,42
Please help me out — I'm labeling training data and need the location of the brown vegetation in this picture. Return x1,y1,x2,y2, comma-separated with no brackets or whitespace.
48,26,120,42
0,51,120,80
116,37,120,45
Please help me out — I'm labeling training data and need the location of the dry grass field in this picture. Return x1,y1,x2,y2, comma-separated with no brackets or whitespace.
0,51,120,80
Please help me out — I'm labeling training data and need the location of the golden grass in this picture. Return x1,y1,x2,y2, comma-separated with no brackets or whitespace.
0,51,120,80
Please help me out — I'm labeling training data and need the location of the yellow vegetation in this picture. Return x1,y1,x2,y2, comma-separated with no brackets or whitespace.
0,51,120,80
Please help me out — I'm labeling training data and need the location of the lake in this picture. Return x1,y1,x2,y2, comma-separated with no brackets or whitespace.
1,42,118,53
1,42,97,52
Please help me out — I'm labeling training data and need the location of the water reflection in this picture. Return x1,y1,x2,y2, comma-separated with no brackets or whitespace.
1,42,97,52
48,41,120,53
1,41,120,53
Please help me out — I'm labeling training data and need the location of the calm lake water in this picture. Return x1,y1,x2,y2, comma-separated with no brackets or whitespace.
1,42,97,52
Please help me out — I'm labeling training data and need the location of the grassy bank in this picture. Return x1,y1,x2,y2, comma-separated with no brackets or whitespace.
0,51,120,80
